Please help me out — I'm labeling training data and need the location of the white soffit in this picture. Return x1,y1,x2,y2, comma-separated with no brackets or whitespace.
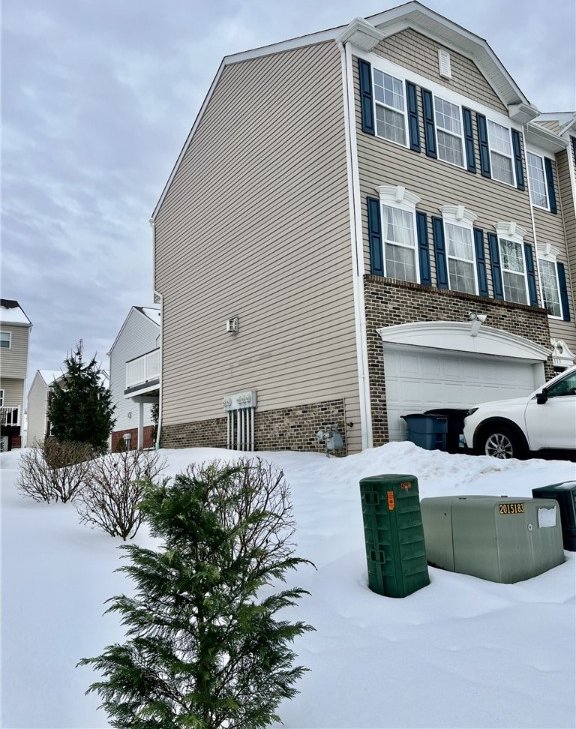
526,122,568,153
378,321,550,361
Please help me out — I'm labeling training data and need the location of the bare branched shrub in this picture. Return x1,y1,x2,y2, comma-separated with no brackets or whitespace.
17,440,94,503
74,449,167,539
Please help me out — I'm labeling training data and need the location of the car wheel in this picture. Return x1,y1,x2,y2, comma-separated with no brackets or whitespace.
477,425,526,459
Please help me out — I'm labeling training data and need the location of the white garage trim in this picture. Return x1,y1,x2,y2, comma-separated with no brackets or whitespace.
377,321,550,361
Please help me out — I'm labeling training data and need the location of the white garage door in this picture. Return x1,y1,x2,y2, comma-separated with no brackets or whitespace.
384,344,544,441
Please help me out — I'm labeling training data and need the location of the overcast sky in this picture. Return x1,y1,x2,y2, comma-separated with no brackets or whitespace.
2,0,575,392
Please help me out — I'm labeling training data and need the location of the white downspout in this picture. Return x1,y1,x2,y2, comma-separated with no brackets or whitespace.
339,40,373,450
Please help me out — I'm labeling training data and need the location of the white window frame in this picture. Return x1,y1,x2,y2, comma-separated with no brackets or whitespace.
376,185,421,284
537,243,563,319
487,120,516,187
0,331,12,349
496,222,529,304
372,68,408,148
441,205,478,295
526,150,549,210
434,96,465,169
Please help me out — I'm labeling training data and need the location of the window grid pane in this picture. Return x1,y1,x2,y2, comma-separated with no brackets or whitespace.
375,106,406,145
527,152,548,207
446,223,475,294
488,120,512,155
434,97,464,167
488,120,514,184
500,238,527,304
373,69,406,145
0,333,10,348
503,271,528,304
382,205,417,282
540,259,562,317
491,152,514,185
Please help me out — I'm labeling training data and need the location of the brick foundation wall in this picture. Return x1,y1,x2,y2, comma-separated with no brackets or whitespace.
161,398,348,455
111,426,155,451
364,277,554,446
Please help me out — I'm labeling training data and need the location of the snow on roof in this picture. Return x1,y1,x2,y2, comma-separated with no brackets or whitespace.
39,370,63,385
138,307,161,326
0,299,31,326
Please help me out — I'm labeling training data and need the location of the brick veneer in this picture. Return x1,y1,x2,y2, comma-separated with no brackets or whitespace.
364,276,554,446
161,398,347,455
111,426,155,451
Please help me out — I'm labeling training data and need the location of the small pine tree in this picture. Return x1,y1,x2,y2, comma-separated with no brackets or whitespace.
79,459,314,728
48,341,115,452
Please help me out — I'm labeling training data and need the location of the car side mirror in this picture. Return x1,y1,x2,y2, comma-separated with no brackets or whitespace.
536,388,548,405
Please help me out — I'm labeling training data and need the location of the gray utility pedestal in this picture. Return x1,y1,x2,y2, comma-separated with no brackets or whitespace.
421,496,564,583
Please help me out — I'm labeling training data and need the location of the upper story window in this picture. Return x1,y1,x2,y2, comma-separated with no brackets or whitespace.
488,120,515,185
377,186,420,283
540,259,562,317
526,152,548,208
496,223,528,304
434,97,464,167
538,244,562,318
442,205,478,294
373,69,407,146
0,332,11,349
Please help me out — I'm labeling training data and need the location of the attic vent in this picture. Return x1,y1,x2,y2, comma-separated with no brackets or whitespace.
438,49,452,79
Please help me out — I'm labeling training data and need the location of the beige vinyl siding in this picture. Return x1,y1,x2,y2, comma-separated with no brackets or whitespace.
0,324,30,380
536,150,576,355
155,42,363,452
374,29,507,114
1,378,24,411
353,59,534,297
26,373,49,446
535,120,561,134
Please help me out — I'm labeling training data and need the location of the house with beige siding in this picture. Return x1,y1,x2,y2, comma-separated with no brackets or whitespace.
152,1,576,455
0,299,32,450
108,306,161,451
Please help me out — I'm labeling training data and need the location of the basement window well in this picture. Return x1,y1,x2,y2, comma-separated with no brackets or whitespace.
223,390,257,451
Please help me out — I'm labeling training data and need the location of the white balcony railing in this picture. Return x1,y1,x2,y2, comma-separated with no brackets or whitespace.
125,348,160,390
0,406,20,426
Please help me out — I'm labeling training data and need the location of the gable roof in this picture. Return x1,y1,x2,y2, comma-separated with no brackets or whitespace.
151,1,539,222
107,306,161,356
39,370,63,385
0,299,32,326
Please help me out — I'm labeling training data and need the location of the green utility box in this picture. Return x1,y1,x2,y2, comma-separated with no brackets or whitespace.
359,474,430,598
532,481,576,551
421,496,564,583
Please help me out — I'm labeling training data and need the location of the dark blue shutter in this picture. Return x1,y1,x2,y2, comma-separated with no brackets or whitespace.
571,136,576,167
421,89,437,159
367,197,383,276
477,113,491,178
557,262,571,321
432,217,448,289
358,59,375,136
511,129,525,191
544,158,557,213
416,212,431,285
462,108,476,173
488,233,503,300
473,228,488,297
523,243,538,307
406,81,421,152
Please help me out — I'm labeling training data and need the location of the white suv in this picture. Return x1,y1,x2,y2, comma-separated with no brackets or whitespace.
463,365,576,459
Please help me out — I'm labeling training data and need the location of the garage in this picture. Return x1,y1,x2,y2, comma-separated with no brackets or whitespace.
378,322,549,442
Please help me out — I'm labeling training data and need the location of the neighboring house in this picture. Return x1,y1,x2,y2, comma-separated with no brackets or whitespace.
151,1,576,455
26,370,62,446
108,306,161,450
0,299,32,450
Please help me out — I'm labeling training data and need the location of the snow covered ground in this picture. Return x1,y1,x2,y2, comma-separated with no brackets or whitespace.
2,444,575,728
